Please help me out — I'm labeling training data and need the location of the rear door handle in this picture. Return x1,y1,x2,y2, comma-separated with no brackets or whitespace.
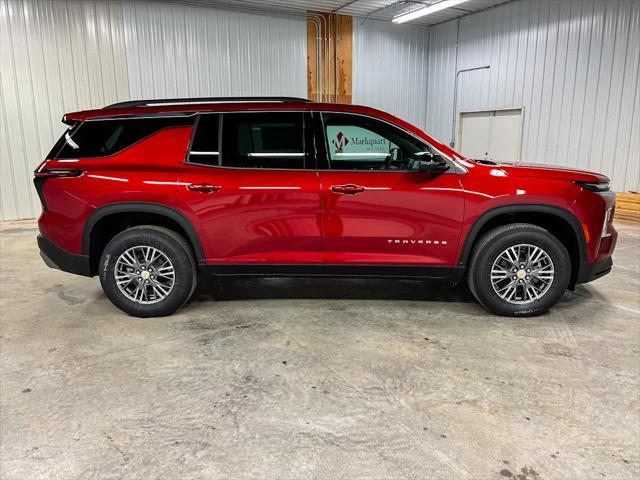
331,184,365,195
187,183,221,193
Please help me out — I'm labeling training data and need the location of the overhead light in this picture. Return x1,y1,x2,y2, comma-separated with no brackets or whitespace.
392,0,470,24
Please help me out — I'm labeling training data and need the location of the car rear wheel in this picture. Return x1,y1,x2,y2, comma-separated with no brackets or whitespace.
99,226,197,317
467,223,571,317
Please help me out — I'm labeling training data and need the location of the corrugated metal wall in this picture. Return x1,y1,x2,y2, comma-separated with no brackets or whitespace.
355,0,640,192
0,0,307,220
0,0,129,220
424,20,457,144
122,1,307,99
354,0,640,191
428,0,640,192
2,0,639,221
353,18,429,128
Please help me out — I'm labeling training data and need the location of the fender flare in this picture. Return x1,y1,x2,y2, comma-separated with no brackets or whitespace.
83,202,205,263
458,203,587,266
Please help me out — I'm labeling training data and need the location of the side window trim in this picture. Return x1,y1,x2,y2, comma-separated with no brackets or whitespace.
313,112,329,170
218,113,224,166
306,112,320,170
189,151,220,156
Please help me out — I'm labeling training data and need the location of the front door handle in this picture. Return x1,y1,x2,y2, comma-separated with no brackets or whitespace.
187,183,221,193
331,184,365,195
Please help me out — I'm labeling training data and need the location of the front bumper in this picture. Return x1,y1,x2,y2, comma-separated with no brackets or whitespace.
38,235,92,277
576,256,613,285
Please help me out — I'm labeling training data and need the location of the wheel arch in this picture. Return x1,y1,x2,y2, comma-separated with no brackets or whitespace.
83,202,205,275
459,204,587,288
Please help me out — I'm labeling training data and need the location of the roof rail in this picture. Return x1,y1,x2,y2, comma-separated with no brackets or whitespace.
104,96,313,109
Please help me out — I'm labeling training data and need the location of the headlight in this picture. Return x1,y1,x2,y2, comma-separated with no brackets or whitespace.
575,181,610,192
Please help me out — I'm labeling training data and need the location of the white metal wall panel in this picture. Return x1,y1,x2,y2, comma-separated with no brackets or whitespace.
122,1,307,99
424,0,640,192
0,0,307,220
352,18,429,128
424,20,458,143
2,0,639,221
0,0,129,221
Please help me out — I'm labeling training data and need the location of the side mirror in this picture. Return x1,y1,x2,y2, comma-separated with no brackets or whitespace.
417,158,449,174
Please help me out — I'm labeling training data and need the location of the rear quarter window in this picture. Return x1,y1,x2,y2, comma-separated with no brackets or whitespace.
53,116,194,159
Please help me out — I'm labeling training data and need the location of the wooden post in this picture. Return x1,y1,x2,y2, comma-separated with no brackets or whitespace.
336,15,352,104
307,12,352,104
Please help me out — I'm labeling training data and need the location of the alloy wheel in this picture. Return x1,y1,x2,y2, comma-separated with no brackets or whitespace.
490,244,555,304
114,245,175,304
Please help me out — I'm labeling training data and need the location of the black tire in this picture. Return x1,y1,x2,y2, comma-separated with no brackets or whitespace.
467,223,571,317
99,226,197,317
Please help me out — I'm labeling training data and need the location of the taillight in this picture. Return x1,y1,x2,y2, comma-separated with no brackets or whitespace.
34,169,83,178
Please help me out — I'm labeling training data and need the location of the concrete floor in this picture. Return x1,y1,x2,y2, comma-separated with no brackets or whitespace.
0,220,638,480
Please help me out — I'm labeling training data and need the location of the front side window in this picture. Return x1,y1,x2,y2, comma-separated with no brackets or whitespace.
322,113,432,171
221,112,305,169
54,116,194,159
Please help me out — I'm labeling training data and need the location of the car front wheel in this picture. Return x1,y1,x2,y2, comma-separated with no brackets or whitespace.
99,226,197,317
467,223,571,317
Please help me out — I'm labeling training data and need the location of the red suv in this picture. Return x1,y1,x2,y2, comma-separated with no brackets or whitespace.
35,97,617,317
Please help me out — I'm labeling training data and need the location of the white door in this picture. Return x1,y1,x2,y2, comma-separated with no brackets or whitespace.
459,108,522,163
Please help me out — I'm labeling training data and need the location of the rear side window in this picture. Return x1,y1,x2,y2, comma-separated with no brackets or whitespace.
53,116,194,159
188,114,220,166
221,112,305,169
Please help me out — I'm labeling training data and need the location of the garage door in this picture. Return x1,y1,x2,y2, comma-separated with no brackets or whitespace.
458,108,523,163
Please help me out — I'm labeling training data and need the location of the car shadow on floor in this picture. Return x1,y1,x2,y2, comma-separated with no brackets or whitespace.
188,277,618,320
559,283,617,310
191,276,477,303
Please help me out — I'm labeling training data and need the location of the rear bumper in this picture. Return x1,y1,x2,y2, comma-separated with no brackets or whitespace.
576,256,613,285
38,235,92,277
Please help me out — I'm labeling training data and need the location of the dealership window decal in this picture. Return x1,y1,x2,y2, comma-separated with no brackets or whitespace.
327,125,397,162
